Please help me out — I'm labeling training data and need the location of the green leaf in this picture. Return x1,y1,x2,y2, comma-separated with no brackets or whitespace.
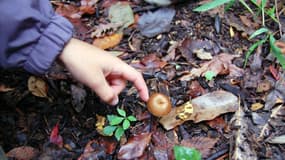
107,115,124,125
204,70,216,81
174,145,202,160
269,35,285,69
103,126,117,136
122,119,130,130
193,0,231,12
108,2,134,29
127,115,137,122
224,0,235,11
249,27,269,40
117,108,126,117
243,39,266,67
115,127,124,141
239,0,256,17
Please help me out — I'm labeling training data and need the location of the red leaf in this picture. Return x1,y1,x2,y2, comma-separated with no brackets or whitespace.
269,65,280,80
49,123,63,147
118,133,152,159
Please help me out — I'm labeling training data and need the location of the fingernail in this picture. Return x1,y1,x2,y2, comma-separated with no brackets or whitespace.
110,96,119,106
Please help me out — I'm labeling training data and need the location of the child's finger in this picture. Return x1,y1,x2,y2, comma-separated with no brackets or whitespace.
89,72,118,105
120,64,149,102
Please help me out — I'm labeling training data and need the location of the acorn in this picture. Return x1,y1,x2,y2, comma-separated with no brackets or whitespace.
147,93,172,117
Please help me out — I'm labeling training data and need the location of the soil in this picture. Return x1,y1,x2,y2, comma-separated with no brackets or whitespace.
1,0,285,159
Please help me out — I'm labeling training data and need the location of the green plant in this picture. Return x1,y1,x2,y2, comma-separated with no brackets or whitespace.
243,28,285,69
173,145,202,160
103,108,137,141
194,0,285,69
204,70,216,81
194,0,278,24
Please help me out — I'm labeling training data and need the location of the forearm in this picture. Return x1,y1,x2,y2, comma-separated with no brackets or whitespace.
0,0,74,74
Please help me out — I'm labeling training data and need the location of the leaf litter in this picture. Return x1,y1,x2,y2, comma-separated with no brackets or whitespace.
1,0,285,159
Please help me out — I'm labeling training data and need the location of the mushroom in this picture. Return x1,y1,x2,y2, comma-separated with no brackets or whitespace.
147,93,172,117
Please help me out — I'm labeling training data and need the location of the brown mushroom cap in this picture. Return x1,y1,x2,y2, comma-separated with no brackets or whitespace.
147,93,172,117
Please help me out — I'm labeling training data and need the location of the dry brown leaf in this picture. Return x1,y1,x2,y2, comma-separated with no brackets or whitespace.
179,38,213,62
79,0,99,15
160,90,238,130
256,80,271,93
93,32,123,49
188,80,206,98
206,116,227,133
91,23,122,38
130,54,167,72
55,3,82,19
28,76,48,98
95,114,106,136
188,53,243,80
180,137,218,158
239,15,260,28
118,133,152,160
6,146,39,160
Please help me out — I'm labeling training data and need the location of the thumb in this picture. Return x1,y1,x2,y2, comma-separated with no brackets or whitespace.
89,72,119,105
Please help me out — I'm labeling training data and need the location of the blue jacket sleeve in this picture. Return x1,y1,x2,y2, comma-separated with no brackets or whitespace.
0,0,74,74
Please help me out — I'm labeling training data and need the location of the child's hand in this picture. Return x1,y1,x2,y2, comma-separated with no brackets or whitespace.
59,38,149,105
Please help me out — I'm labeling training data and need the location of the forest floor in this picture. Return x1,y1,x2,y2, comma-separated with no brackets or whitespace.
1,0,285,159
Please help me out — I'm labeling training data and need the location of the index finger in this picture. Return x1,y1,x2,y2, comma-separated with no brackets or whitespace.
120,64,149,102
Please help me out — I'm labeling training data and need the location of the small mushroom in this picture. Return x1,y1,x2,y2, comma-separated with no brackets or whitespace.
147,93,172,117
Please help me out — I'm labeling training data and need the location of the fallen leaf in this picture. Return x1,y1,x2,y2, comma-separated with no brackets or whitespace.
187,53,243,80
138,8,175,37
130,53,167,72
28,76,48,98
251,112,266,125
98,137,118,154
256,80,271,93
269,65,280,80
6,146,39,160
91,23,122,38
267,135,285,144
239,15,259,28
206,116,227,133
49,123,63,148
78,140,107,160
250,103,264,111
108,2,134,28
55,3,82,19
79,0,99,15
162,41,180,61
188,80,206,98
101,0,121,8
160,90,238,130
93,32,123,49
194,48,213,60
178,38,214,62
71,84,87,112
118,133,152,159
226,13,256,36
180,137,218,158
95,114,106,135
